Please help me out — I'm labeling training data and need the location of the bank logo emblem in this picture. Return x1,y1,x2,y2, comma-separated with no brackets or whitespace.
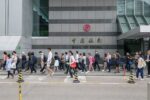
83,24,91,32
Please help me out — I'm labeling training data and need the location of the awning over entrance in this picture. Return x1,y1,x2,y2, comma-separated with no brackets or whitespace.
0,36,21,51
118,25,150,40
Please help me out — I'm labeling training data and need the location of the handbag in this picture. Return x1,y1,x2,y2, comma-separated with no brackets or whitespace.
129,61,133,65
70,62,77,68
141,60,146,68
54,60,59,67
11,63,16,69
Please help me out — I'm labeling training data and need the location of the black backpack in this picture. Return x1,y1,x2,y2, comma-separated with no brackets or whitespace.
43,55,47,62
17,56,20,65
32,56,37,64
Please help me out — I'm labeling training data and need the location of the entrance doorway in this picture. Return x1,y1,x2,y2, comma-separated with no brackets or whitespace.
124,39,142,55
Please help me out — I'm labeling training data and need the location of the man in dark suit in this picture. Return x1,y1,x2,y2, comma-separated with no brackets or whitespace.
30,52,37,74
94,51,101,71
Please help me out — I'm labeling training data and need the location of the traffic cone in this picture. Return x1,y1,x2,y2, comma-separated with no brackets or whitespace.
17,69,24,83
128,70,135,84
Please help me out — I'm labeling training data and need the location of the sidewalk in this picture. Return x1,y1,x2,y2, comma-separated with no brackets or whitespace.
0,69,148,76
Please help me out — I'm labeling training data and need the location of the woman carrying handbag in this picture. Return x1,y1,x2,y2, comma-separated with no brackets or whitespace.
69,51,77,78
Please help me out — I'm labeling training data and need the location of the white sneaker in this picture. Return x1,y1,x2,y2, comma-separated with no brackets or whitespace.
140,78,144,81
86,71,90,74
135,78,139,80
102,70,105,72
51,72,54,76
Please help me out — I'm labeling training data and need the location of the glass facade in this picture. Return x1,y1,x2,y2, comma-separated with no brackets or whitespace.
32,0,49,36
126,0,134,15
117,0,125,15
117,0,150,33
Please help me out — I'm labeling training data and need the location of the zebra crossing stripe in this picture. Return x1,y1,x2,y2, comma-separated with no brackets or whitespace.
0,76,7,79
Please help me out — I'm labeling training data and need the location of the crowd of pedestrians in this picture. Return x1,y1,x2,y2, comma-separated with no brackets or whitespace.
0,48,150,80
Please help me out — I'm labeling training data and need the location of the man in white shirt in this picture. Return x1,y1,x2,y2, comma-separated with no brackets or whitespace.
46,48,54,76
106,52,112,72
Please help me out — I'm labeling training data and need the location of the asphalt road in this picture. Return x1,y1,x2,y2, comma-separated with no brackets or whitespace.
0,74,149,100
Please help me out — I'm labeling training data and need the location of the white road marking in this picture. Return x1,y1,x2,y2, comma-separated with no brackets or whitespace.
0,81,129,85
64,76,73,83
64,76,87,83
78,76,87,82
0,76,7,80
38,76,48,81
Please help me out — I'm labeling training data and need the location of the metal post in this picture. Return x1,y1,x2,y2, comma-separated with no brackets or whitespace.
148,83,150,100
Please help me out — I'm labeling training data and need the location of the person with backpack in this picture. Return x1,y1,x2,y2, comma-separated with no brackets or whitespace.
136,54,146,80
60,53,65,71
78,53,83,72
125,52,133,72
21,52,27,70
39,51,47,73
30,52,37,74
25,52,32,72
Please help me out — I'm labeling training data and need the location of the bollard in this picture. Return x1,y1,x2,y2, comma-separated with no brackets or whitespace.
17,69,24,100
128,70,135,84
17,69,24,83
73,68,80,83
148,83,150,100
18,83,23,100
73,75,80,83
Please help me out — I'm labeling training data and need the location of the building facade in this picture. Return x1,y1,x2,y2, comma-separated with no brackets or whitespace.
0,0,150,55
